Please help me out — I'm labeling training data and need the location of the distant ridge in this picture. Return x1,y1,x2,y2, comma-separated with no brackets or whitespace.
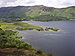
0,5,75,20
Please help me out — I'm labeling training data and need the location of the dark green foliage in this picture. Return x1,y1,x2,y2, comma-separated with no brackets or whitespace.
0,28,2,30
0,29,32,49
36,50,43,54
36,28,44,31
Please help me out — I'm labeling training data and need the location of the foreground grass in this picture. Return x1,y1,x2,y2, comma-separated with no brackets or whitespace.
0,29,32,49
0,29,52,56
0,48,51,56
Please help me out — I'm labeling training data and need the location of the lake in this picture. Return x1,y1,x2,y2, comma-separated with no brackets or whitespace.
18,21,75,56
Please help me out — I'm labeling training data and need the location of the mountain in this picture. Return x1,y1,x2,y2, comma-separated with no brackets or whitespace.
0,5,75,21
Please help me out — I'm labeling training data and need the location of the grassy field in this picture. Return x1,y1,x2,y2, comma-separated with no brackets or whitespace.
0,22,42,30
0,22,60,31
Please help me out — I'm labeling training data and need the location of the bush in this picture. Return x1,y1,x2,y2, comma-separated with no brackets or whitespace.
0,30,32,49
36,50,43,54
0,28,2,30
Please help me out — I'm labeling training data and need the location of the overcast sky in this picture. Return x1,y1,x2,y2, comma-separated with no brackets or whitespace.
0,0,75,8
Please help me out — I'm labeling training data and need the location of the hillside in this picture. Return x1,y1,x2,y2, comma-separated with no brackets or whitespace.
0,5,75,21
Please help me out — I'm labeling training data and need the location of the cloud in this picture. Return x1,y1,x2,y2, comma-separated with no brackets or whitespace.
0,0,75,8
25,1,36,4
0,0,16,7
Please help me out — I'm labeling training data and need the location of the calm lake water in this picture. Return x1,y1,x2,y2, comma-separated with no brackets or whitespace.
18,21,75,56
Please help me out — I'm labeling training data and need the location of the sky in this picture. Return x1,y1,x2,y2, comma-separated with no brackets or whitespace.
0,0,75,8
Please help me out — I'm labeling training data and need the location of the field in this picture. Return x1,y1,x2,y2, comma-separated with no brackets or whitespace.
0,22,42,30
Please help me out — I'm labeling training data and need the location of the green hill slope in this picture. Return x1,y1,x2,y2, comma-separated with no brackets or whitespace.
0,5,75,21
